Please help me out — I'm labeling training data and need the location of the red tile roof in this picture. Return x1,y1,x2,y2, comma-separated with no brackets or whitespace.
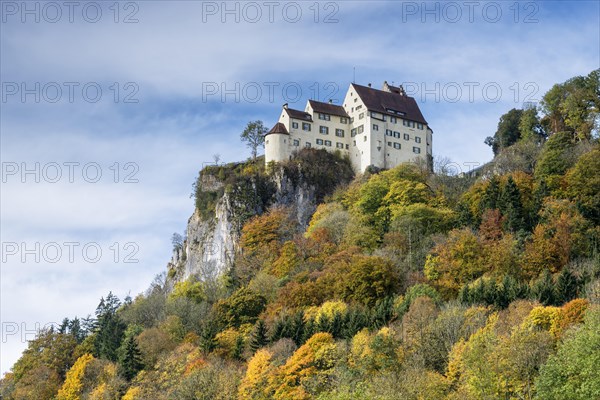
308,100,350,118
352,83,428,125
266,122,289,136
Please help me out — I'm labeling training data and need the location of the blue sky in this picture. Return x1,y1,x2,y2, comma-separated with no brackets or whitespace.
1,0,599,374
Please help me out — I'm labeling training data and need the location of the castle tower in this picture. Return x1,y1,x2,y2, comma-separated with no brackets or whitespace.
264,121,290,164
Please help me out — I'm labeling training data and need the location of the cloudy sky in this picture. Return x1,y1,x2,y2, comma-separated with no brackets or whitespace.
1,0,598,373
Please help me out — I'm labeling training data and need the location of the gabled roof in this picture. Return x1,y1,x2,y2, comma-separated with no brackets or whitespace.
265,122,289,136
352,83,428,125
308,100,350,118
284,107,313,122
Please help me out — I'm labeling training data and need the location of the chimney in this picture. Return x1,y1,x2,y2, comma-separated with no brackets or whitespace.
328,99,333,104
283,103,288,109
368,83,372,87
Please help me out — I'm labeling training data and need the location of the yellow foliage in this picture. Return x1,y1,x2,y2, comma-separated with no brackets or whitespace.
446,339,467,385
315,301,348,324
238,349,275,400
56,353,94,400
522,306,563,334
214,328,243,359
122,386,141,400
271,332,337,400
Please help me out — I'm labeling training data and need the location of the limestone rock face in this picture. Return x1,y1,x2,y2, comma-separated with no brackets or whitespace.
166,166,321,287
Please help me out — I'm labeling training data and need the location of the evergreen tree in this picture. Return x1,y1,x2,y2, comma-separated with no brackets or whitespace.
555,268,578,304
500,176,526,232
302,318,316,343
317,314,331,334
330,312,343,338
248,320,268,353
480,176,501,219
94,293,126,361
59,318,69,334
269,318,286,343
291,311,305,346
458,284,471,304
68,318,85,343
532,269,556,306
118,335,143,381
233,335,245,361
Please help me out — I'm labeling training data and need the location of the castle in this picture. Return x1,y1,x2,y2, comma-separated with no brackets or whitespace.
265,81,433,172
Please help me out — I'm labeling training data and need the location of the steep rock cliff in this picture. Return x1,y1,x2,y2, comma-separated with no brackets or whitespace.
166,150,355,287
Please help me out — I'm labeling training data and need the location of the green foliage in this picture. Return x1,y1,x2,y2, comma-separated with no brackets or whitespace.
211,287,267,329
395,283,441,318
280,148,355,203
535,306,600,399
94,293,126,362
241,120,267,161
485,108,524,155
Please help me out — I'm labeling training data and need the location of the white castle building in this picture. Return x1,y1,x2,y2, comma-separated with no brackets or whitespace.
265,81,433,172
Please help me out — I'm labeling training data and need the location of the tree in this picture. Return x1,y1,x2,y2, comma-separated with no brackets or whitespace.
241,120,267,162
534,307,600,399
500,176,525,232
118,335,144,381
56,353,94,400
485,108,524,155
94,293,126,361
238,349,275,399
248,320,268,353
554,268,578,304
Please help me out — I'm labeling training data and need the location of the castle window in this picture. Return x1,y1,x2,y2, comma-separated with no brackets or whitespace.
394,131,400,138
335,129,345,137
353,140,356,146
336,142,344,149
293,139,300,146
266,140,269,144
354,98,358,102
302,123,311,131
364,136,367,142
387,141,392,147
306,142,311,148
372,124,379,131
394,143,401,149
351,128,357,137
404,133,410,140
417,123,423,129
325,140,332,147
356,105,362,110
357,125,364,134
413,146,421,154
386,129,393,136
292,122,299,129
390,117,397,123
346,144,349,150
316,139,324,145
318,113,330,121
319,126,329,135
415,137,422,143
340,117,348,124
359,113,364,119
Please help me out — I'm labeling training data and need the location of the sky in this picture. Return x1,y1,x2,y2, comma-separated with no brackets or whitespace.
1,0,599,374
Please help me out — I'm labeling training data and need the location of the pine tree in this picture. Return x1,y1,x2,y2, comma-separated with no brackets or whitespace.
248,319,268,353
233,335,245,361
269,318,286,343
481,176,501,212
330,312,343,338
458,284,471,304
500,176,526,232
555,268,578,304
94,293,126,361
291,311,305,346
118,335,143,381
532,269,556,306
